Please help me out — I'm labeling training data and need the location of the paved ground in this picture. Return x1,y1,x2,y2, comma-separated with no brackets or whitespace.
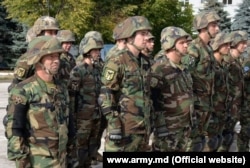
0,81,103,168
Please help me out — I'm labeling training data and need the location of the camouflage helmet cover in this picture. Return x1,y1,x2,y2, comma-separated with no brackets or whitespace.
115,16,152,39
26,26,37,42
26,36,65,65
230,30,248,47
210,32,232,51
193,11,220,30
160,26,190,51
33,16,60,35
146,32,155,41
79,31,104,55
57,30,75,43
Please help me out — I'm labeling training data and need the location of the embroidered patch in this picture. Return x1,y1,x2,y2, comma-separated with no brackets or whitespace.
13,96,23,104
14,68,26,78
104,69,115,81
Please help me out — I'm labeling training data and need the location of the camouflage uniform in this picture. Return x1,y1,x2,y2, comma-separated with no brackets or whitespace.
6,36,74,168
207,32,232,151
182,11,220,152
68,31,104,167
8,16,60,92
99,16,152,152
151,27,193,152
56,30,76,86
241,49,250,152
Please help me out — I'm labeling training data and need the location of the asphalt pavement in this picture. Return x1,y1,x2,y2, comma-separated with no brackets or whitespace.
0,81,103,168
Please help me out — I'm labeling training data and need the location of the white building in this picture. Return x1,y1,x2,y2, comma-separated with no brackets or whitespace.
181,0,243,20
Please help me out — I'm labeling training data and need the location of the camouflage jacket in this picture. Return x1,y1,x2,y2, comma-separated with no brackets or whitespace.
182,37,215,111
68,62,103,121
212,59,228,112
100,49,151,134
151,58,193,131
56,52,76,85
223,54,244,118
6,75,72,160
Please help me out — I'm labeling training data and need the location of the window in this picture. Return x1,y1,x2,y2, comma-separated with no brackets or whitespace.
223,0,232,5
180,0,189,5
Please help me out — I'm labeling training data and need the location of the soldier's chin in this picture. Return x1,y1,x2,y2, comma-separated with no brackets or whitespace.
50,68,59,75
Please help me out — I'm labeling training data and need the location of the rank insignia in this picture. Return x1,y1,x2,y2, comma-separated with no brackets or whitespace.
104,69,115,81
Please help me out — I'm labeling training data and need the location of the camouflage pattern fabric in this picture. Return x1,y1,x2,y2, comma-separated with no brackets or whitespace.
193,11,220,30
68,61,102,167
56,52,76,86
6,75,70,168
99,49,152,152
153,49,166,62
150,58,193,151
33,16,60,35
182,37,215,152
238,53,250,152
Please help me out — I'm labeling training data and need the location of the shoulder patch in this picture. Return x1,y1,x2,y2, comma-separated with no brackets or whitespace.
104,69,115,81
14,68,26,78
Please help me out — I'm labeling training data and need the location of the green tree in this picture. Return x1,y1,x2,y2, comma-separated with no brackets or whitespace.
201,0,231,32
140,0,194,53
231,0,250,38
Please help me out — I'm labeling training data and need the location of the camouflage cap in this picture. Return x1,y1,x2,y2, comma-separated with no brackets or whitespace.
193,11,220,30
57,30,75,43
79,31,104,55
33,16,60,35
160,26,190,51
230,30,248,47
210,32,232,51
26,26,37,42
114,16,152,39
26,36,65,65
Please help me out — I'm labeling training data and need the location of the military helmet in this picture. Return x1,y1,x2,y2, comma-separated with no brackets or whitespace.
210,32,232,51
146,32,155,41
112,21,126,40
193,11,220,30
79,31,104,55
57,30,75,43
115,16,152,39
26,36,65,65
160,26,190,51
230,30,248,47
26,26,37,42
33,16,60,35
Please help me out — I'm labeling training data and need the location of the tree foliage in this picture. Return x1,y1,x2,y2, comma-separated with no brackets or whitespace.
201,0,231,32
231,0,250,38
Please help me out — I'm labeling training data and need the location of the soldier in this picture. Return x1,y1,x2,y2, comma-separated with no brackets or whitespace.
208,32,232,152
68,31,104,167
56,30,76,85
104,21,128,62
221,31,247,152
9,16,60,92
98,16,152,152
182,10,220,152
76,31,103,65
141,32,155,65
5,36,75,168
150,26,193,152
241,43,250,152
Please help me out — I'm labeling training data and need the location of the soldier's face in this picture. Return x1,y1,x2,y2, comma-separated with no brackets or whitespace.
207,21,220,38
41,53,60,74
175,37,188,55
145,38,154,52
62,42,73,52
134,30,149,49
44,30,58,37
236,41,248,53
218,43,231,55
89,49,101,61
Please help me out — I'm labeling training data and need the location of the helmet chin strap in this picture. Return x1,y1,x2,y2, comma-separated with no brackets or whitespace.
174,48,185,57
206,28,213,39
38,62,56,75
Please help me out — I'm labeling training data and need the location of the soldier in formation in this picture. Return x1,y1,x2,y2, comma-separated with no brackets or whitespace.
150,26,194,151
6,36,75,168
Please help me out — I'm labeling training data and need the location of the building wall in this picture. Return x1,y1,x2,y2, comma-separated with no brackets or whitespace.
185,0,242,20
